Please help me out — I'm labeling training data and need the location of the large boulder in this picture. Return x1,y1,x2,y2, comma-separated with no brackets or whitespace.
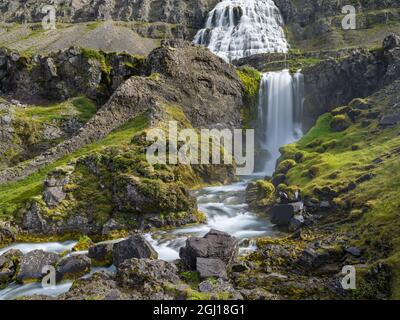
0,249,23,288
196,258,228,280
179,229,238,269
89,241,115,267
113,235,158,267
56,254,91,281
270,202,304,226
16,250,60,283
116,258,180,292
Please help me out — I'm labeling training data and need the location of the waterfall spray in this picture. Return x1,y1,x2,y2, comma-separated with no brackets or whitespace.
258,69,304,175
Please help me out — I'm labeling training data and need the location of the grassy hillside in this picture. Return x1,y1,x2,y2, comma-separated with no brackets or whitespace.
274,80,400,298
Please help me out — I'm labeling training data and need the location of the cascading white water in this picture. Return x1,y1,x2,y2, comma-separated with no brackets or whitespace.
193,0,289,62
258,69,304,175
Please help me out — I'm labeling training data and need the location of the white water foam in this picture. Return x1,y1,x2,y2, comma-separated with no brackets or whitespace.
194,0,289,62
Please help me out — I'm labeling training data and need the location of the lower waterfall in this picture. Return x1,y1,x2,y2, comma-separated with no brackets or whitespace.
258,69,304,175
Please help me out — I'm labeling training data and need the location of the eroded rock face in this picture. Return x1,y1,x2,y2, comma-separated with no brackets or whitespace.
116,258,180,293
113,235,158,267
43,170,70,208
16,250,60,283
180,229,238,270
0,0,219,32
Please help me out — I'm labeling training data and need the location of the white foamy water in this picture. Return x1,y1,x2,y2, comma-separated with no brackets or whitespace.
258,69,304,175
147,182,280,261
0,241,77,256
194,0,289,61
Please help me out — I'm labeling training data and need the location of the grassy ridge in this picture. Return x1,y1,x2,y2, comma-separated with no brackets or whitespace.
0,115,148,217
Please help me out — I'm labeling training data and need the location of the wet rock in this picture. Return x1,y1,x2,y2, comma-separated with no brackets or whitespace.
0,249,23,288
56,254,91,281
179,229,238,269
196,258,228,280
270,202,304,226
88,241,115,267
17,250,60,283
298,246,343,270
116,258,180,292
113,234,158,267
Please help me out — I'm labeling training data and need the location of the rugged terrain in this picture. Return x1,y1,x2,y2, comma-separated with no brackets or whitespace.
1,0,400,301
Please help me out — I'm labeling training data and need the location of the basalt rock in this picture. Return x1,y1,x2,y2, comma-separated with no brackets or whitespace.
56,254,91,281
88,241,116,267
196,258,228,280
16,250,60,283
179,229,238,270
112,235,158,267
270,202,304,226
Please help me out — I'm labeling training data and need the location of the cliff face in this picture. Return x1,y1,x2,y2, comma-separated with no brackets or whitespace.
0,0,218,31
274,0,400,50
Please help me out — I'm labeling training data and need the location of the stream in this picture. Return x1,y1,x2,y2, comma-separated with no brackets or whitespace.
0,180,279,300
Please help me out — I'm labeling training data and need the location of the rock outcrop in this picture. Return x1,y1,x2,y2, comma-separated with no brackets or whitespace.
112,235,158,267
180,229,238,272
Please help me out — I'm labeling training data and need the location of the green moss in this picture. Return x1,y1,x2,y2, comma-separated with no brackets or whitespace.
0,115,148,217
80,48,111,74
276,159,297,175
236,66,261,98
72,235,93,252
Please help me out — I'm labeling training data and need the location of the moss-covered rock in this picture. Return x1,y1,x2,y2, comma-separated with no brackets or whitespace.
330,115,351,132
246,180,276,208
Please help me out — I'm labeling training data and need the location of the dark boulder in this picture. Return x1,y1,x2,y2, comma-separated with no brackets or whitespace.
179,229,238,269
345,247,362,257
113,235,158,267
56,254,91,281
196,258,228,280
89,241,115,267
270,202,304,226
288,215,305,232
16,250,60,283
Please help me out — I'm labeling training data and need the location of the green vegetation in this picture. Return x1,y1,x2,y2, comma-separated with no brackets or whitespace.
236,66,261,98
0,115,148,217
275,90,400,298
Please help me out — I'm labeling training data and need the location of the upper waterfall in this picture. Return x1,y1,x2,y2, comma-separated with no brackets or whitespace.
258,69,304,175
193,0,289,62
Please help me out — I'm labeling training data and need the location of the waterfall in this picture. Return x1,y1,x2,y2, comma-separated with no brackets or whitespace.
193,0,289,62
258,69,304,175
